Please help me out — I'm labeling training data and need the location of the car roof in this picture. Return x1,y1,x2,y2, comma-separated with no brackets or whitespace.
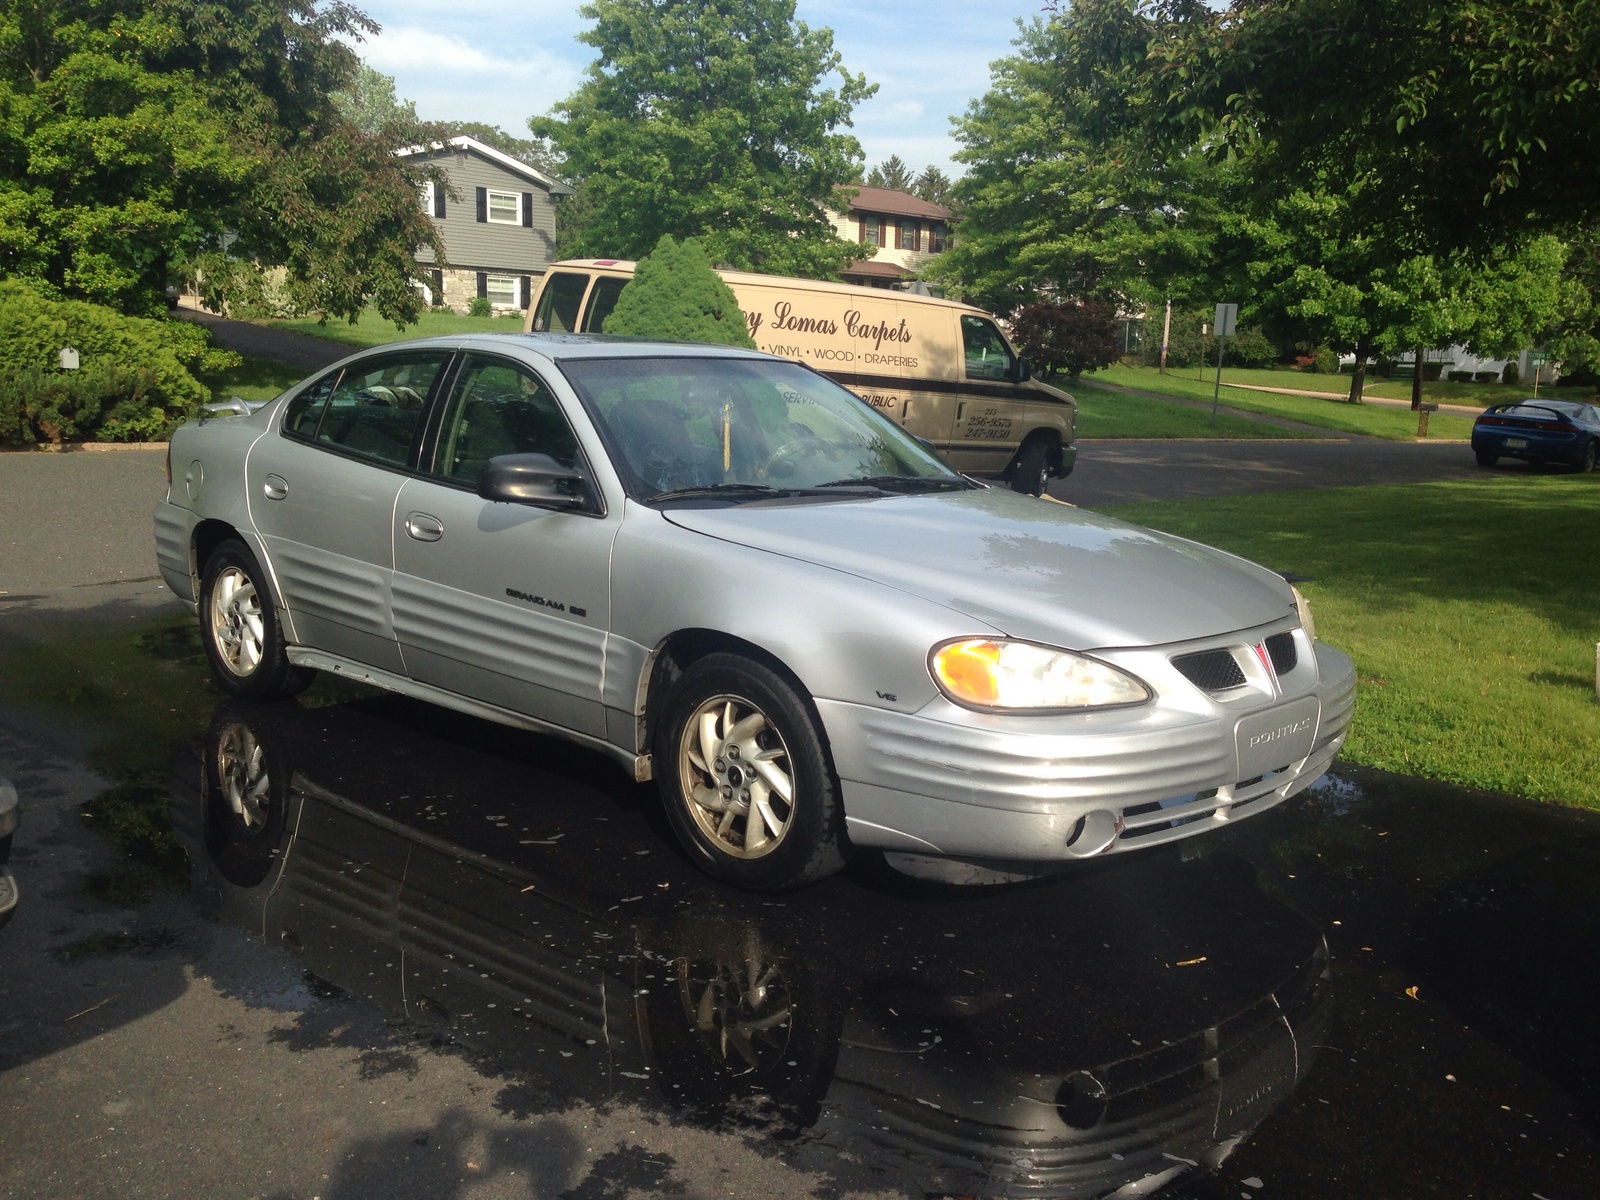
351,333,773,367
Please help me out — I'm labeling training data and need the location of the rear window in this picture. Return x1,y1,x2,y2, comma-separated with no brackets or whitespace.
1503,402,1582,420
533,272,589,333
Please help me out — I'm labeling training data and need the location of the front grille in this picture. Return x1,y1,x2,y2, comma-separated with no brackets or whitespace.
1172,649,1245,692
1265,632,1298,675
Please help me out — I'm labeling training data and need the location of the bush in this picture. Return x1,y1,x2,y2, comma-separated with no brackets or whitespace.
0,281,236,445
1447,370,1473,382
1502,361,1520,386
467,296,493,318
604,235,756,347
1422,361,1444,381
1138,307,1276,369
1311,346,1339,374
1010,300,1120,379
1472,370,1497,383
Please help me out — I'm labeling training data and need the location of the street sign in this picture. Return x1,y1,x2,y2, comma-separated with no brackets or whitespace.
1213,303,1238,338
1528,350,1549,367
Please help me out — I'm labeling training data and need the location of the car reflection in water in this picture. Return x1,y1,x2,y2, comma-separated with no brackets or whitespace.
171,698,1333,1199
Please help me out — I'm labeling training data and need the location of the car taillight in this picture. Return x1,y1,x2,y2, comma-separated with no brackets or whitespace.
1552,422,1579,433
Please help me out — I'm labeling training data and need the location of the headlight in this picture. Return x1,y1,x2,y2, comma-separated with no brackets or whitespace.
930,639,1152,711
1291,585,1317,643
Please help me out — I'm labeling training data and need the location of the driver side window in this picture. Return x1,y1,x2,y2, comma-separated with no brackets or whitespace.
435,356,581,485
962,316,1016,382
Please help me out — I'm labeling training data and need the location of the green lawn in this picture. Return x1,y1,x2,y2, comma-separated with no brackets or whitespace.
266,306,524,349
197,355,306,406
1071,379,1324,439
1091,364,1481,441
1103,476,1600,809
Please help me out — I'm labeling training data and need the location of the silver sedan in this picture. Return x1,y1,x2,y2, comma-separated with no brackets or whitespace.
155,335,1354,890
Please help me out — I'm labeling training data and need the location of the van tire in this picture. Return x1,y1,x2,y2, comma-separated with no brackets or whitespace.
1010,438,1054,496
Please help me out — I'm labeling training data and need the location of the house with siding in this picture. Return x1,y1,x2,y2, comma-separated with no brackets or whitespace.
828,186,952,288
398,136,573,313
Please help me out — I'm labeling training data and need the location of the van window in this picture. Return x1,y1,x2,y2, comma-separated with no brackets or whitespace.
533,272,589,333
583,276,629,332
962,316,1017,382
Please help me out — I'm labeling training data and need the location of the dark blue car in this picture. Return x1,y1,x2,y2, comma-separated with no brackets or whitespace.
1472,398,1600,472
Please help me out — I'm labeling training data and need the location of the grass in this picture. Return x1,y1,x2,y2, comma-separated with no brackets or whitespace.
267,306,524,349
1102,475,1600,809
1070,379,1325,439
1091,364,1481,441
197,355,305,406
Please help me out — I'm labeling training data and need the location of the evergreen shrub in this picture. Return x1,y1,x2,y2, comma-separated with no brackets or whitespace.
0,281,236,444
603,236,756,348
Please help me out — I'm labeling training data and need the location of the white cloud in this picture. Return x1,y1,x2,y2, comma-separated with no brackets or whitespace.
364,27,538,78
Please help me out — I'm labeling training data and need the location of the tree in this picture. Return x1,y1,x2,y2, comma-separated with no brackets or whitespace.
1134,0,1600,254
604,235,756,346
1009,300,1121,378
865,154,912,192
531,0,875,278
936,8,1228,314
0,1,444,323
913,165,952,208
330,63,417,136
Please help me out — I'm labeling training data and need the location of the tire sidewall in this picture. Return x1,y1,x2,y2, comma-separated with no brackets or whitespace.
199,539,301,702
655,654,846,891
1011,439,1052,496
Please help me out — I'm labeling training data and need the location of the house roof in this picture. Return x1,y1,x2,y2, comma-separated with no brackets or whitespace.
396,135,574,195
837,186,949,221
842,259,919,280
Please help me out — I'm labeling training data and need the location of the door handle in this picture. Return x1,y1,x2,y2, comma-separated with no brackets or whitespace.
262,474,288,501
404,512,444,542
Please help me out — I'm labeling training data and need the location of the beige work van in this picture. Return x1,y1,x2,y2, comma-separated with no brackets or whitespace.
524,260,1077,493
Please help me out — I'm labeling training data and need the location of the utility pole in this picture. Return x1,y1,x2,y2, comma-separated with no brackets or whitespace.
1211,303,1237,424
1159,298,1172,375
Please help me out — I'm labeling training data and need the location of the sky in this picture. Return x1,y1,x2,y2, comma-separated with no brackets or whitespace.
351,1,1049,178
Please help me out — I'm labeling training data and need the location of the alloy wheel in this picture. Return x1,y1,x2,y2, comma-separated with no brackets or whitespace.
209,566,264,677
678,695,795,858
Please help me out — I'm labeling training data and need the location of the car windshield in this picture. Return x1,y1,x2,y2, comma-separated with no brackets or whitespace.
557,355,965,501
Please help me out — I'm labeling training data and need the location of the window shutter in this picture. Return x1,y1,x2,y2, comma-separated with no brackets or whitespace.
431,269,444,303
475,187,487,223
859,218,868,245
521,192,534,228
878,220,887,249
476,272,487,298
519,274,532,308
432,182,446,218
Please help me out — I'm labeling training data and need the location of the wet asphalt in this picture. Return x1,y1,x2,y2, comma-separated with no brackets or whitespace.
3,410,1596,1197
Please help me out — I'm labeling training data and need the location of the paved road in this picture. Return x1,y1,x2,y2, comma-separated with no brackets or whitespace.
1054,437,1488,506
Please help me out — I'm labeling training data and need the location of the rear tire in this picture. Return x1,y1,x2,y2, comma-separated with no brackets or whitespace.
1474,449,1499,468
198,539,313,702
655,654,848,891
1010,438,1054,496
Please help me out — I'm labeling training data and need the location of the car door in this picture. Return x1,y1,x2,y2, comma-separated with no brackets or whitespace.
946,314,1024,473
246,350,452,674
391,353,617,737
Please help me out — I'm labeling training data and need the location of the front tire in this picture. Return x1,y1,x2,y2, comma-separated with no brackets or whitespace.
1010,438,1053,496
1581,440,1598,473
655,654,848,891
198,539,313,702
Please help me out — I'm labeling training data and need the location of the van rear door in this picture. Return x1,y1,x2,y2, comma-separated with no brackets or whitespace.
531,271,592,332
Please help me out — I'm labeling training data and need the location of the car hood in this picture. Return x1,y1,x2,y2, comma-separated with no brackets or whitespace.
662,489,1296,649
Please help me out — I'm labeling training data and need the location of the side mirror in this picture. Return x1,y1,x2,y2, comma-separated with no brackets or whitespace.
1014,356,1032,384
479,453,593,511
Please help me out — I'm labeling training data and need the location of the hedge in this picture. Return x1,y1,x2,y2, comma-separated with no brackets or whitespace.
0,281,237,445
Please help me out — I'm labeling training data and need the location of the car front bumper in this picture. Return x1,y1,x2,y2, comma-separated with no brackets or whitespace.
822,640,1356,862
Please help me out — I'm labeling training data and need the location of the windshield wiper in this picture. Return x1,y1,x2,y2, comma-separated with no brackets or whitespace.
814,474,972,493
648,483,790,503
